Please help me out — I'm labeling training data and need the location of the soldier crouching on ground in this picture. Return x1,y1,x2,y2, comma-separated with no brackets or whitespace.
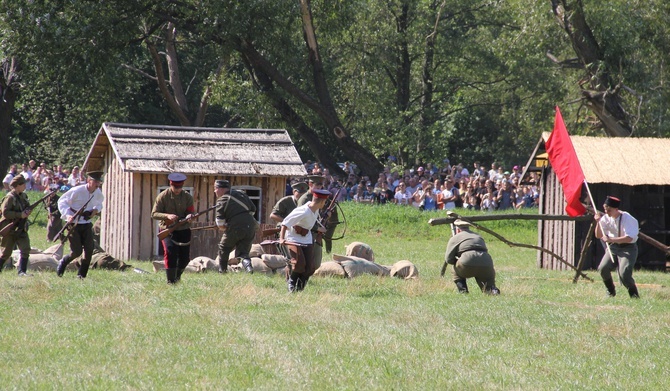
151,172,194,284
0,175,33,276
279,188,330,292
214,179,259,274
445,219,500,294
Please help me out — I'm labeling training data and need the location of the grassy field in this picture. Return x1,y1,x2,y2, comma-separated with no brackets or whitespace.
1,192,670,390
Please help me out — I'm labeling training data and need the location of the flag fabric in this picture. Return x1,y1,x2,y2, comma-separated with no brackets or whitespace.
545,106,587,217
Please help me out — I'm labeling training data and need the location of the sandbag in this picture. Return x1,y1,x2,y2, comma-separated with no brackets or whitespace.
261,254,287,270
251,257,273,275
42,243,64,260
249,244,264,258
152,260,166,272
336,256,389,278
390,260,419,280
27,254,60,271
345,242,375,262
186,256,218,273
313,261,346,278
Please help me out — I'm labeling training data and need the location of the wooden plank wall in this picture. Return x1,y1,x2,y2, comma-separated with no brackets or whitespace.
102,166,289,261
537,169,576,270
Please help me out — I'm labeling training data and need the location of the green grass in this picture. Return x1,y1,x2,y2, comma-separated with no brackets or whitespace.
2,192,670,390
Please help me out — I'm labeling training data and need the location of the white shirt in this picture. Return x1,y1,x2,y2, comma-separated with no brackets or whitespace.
58,184,105,224
282,204,319,245
600,211,639,243
441,188,456,210
2,173,14,187
22,171,33,190
394,189,413,205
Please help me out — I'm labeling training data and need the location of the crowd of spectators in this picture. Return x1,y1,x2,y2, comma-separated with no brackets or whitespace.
301,159,541,212
2,160,86,193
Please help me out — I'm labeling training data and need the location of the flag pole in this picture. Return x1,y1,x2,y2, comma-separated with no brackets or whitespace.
583,179,614,263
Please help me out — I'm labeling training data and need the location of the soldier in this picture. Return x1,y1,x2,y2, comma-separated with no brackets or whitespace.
270,181,309,226
279,188,331,292
595,195,640,298
45,187,63,242
214,180,259,274
0,175,33,275
297,175,339,267
56,171,105,279
445,219,500,294
151,173,195,284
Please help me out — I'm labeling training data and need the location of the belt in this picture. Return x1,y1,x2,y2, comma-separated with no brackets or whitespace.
612,243,635,248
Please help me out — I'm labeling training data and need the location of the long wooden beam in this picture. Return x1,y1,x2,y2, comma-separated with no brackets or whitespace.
429,213,593,226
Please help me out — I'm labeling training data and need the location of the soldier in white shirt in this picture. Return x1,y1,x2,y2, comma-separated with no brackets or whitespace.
56,171,105,279
594,196,640,298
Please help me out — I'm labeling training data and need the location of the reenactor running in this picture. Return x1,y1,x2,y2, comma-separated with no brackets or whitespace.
214,180,259,274
0,176,33,276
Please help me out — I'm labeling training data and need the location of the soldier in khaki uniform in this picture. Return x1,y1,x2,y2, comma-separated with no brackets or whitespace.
151,173,194,284
214,180,258,274
0,175,33,275
445,219,500,294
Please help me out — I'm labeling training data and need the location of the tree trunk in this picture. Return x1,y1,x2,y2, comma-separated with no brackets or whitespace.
551,0,632,136
233,3,383,176
245,62,342,176
0,57,19,174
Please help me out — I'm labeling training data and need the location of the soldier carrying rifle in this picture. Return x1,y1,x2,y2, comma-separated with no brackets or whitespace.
151,173,195,284
0,175,33,276
56,171,105,279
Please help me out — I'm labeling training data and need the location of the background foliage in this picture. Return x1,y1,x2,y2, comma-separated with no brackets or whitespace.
1,0,669,173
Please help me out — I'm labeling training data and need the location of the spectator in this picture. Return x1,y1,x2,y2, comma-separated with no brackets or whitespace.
439,159,451,181
414,180,436,211
21,163,34,191
342,161,355,176
488,163,498,181
375,182,395,205
68,166,84,187
441,178,458,211
2,164,17,190
394,182,412,205
495,180,516,210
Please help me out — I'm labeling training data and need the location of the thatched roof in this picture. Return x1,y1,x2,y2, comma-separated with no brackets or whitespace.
84,123,307,177
541,132,670,186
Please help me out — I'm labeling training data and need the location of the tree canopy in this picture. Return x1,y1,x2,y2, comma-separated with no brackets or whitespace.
1,0,669,175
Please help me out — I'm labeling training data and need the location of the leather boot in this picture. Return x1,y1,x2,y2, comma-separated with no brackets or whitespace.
241,258,253,274
166,268,178,284
487,286,500,295
455,279,469,293
295,276,305,291
78,259,91,279
57,255,71,277
603,279,616,297
628,285,640,298
0,258,5,272
218,261,228,274
176,268,185,282
18,257,31,276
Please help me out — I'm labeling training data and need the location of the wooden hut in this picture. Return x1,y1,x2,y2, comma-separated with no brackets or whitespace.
82,123,307,261
527,133,670,271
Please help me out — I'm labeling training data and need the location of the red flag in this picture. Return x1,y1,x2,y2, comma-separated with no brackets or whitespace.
545,106,586,216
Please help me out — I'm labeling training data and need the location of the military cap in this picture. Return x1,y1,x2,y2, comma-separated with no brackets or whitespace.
453,219,472,229
291,182,309,194
215,179,231,189
305,175,325,184
604,196,621,208
167,172,187,182
312,189,331,199
87,171,104,182
10,175,26,187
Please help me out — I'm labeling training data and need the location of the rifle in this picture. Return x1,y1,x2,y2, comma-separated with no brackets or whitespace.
0,188,58,237
53,194,95,244
157,205,217,240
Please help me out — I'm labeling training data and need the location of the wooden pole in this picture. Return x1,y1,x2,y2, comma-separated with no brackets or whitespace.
573,220,596,283
443,211,594,282
429,213,593,226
